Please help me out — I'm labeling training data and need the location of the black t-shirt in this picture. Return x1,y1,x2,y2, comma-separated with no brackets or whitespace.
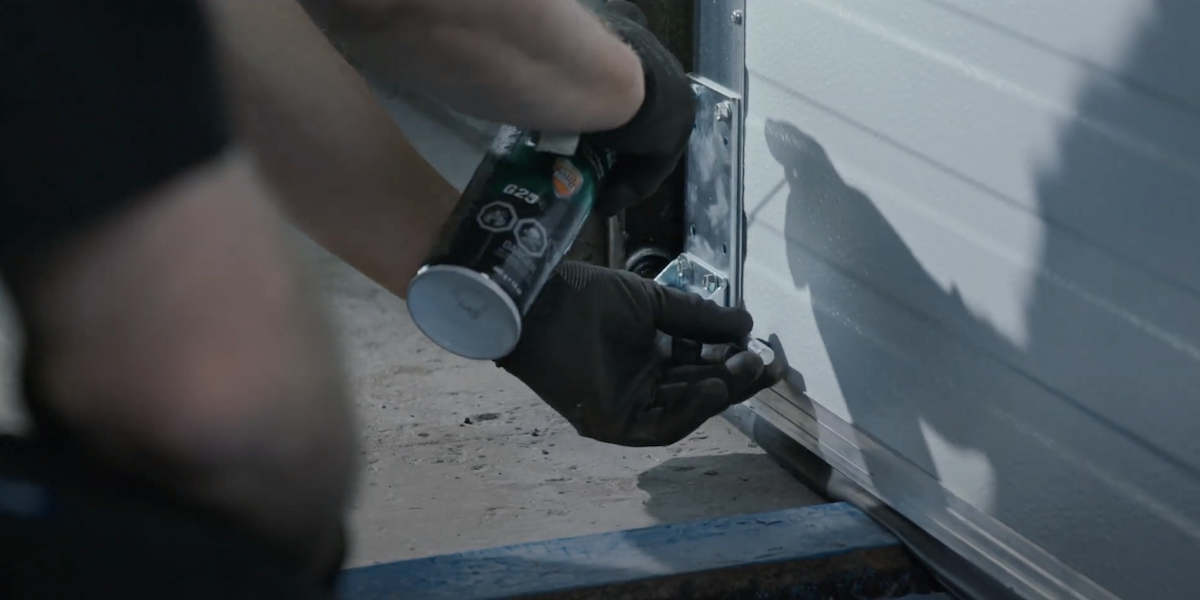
0,0,230,256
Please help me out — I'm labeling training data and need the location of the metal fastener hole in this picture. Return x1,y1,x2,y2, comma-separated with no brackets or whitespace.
721,243,728,255
722,136,729,148
690,224,697,236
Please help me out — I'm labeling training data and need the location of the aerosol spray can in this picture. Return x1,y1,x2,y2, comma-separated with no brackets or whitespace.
406,127,615,360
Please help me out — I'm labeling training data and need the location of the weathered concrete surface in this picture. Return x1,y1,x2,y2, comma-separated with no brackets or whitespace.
304,236,825,566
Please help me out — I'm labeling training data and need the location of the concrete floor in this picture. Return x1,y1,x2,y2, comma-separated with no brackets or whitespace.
0,88,824,569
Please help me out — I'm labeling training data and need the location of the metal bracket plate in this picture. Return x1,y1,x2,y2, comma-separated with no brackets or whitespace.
653,76,743,309
652,76,766,364
696,0,747,96
652,252,728,303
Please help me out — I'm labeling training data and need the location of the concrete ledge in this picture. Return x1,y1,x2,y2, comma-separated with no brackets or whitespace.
338,502,941,600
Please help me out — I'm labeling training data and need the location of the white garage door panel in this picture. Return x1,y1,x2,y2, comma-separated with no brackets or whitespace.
747,0,1200,294
743,1,1200,598
931,0,1200,111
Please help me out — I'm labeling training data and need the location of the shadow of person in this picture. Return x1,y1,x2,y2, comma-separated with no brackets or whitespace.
636,453,825,524
1008,3,1200,593
765,119,1010,496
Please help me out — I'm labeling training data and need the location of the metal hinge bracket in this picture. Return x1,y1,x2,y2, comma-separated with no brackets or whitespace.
653,76,743,309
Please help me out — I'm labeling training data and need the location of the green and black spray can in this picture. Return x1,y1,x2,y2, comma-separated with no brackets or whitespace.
406,126,615,360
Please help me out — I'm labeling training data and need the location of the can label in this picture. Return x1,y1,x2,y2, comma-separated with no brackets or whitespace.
424,127,615,315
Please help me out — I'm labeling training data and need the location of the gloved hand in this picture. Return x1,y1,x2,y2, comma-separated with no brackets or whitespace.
585,0,695,217
496,261,783,447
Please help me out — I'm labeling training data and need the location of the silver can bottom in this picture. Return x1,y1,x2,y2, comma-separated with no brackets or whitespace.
405,264,523,360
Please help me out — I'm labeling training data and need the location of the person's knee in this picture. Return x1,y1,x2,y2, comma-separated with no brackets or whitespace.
13,151,357,570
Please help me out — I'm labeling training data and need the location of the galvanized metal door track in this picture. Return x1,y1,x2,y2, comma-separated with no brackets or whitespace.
337,501,949,600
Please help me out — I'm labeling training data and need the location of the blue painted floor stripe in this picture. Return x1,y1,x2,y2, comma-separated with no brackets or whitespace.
338,501,904,600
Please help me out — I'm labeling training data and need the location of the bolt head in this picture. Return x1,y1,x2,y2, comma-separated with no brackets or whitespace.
675,257,692,279
713,101,733,123
731,9,743,24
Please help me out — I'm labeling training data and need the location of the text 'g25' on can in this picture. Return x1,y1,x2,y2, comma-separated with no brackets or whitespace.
405,126,614,360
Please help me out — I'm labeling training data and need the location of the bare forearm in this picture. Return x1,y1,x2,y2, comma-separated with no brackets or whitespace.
206,0,457,299
303,0,645,132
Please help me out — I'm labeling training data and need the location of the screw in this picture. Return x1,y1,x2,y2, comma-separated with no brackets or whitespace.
713,101,732,123
731,9,743,24
675,257,693,284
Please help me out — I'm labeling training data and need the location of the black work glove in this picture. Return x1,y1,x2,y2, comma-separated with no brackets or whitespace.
496,261,783,447
585,0,696,217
